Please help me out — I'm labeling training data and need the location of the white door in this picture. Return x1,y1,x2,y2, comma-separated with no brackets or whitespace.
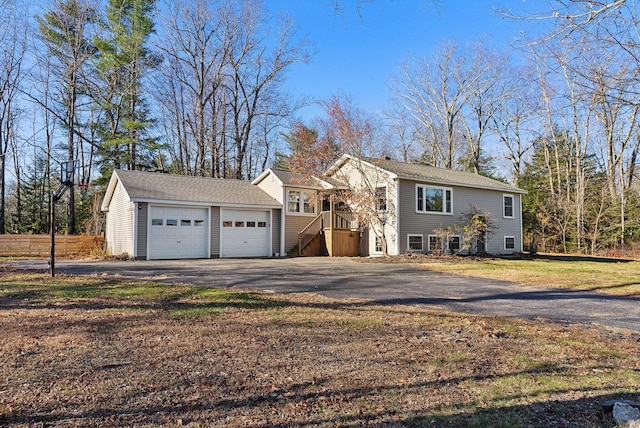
148,206,208,259
220,209,271,257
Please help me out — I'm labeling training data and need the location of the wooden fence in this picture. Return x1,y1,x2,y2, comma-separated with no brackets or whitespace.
0,234,104,257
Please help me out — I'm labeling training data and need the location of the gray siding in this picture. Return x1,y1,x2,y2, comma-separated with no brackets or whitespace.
210,206,220,257
105,180,134,256
272,209,281,255
136,202,148,259
398,179,522,254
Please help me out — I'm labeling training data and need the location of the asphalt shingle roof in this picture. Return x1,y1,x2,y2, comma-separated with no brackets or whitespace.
362,157,526,194
113,170,281,207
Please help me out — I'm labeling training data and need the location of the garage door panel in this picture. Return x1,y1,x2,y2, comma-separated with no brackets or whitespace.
148,206,208,259
220,209,270,258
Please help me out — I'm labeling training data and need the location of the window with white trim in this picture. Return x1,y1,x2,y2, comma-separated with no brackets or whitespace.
448,235,461,253
287,189,316,215
407,234,423,252
503,194,514,218
416,185,452,214
504,236,516,250
376,186,387,211
374,236,383,253
427,234,446,253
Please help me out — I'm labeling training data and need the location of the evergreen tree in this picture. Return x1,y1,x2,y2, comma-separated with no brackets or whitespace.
92,0,161,183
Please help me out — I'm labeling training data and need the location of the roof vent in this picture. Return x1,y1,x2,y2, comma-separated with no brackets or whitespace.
384,156,391,161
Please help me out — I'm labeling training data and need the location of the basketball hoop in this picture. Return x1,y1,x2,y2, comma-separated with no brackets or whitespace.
79,182,90,197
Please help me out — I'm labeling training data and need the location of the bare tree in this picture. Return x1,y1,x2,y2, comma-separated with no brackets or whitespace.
0,0,26,234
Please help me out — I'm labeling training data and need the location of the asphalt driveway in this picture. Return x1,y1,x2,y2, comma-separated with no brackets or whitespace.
13,257,640,332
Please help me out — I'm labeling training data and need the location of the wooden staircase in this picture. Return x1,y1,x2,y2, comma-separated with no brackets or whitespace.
297,211,359,257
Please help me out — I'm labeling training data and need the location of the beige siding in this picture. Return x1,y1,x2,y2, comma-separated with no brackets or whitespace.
255,172,284,203
210,206,220,257
105,180,135,257
397,180,523,254
136,202,148,259
272,209,281,255
284,214,314,252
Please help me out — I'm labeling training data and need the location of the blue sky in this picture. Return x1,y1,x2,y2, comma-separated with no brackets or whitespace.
267,0,534,120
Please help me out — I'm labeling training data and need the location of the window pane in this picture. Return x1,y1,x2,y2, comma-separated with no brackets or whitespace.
288,190,299,213
505,237,515,249
375,237,383,252
181,219,191,226
417,187,423,211
376,187,387,211
303,191,314,214
257,221,267,227
504,196,514,217
247,221,256,227
194,220,204,227
445,190,452,213
425,188,443,212
223,221,232,227
449,236,460,252
235,221,244,227
166,219,177,226
152,219,163,226
409,235,423,251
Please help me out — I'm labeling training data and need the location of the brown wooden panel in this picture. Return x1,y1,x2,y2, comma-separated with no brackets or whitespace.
0,235,104,257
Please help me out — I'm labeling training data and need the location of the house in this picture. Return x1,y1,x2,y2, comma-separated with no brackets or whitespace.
101,155,525,259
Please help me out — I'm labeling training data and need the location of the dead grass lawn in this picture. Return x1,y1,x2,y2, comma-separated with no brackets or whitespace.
1,268,639,427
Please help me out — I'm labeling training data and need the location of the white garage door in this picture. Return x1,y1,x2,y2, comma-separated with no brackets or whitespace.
148,206,208,259
220,209,271,257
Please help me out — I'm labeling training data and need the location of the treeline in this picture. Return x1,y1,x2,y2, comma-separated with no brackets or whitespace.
0,0,638,255
0,0,310,235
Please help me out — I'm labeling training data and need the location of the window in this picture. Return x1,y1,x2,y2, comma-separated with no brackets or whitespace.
166,219,177,226
235,221,244,227
222,221,232,227
376,186,387,211
448,235,461,253
287,189,316,215
504,236,516,250
407,234,423,252
257,221,267,227
194,220,205,227
428,235,445,253
374,236,383,253
247,221,256,227
416,185,452,214
152,219,163,226
181,219,191,226
503,194,514,218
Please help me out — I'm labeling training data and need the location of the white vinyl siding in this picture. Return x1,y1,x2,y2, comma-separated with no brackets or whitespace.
105,180,135,257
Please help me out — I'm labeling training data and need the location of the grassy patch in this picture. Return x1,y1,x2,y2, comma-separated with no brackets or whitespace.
0,272,638,427
415,254,640,296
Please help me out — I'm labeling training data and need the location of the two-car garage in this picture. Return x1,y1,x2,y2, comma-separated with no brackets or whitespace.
147,206,272,259
102,170,281,260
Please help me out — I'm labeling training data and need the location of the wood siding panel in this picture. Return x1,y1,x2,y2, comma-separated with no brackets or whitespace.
105,181,134,256
210,206,220,257
397,179,522,254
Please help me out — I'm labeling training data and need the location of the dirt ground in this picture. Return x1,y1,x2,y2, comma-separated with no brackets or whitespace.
1,270,639,427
